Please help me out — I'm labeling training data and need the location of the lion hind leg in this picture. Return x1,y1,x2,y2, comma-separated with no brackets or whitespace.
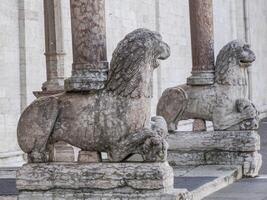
17,96,60,163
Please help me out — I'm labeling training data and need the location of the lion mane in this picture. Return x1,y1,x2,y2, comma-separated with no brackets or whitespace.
215,40,255,85
106,28,169,97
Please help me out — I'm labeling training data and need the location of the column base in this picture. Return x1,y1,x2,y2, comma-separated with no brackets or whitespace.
41,79,64,92
64,62,109,92
187,71,214,85
0,151,26,167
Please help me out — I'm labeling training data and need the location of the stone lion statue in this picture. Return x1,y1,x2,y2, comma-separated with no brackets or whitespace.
17,29,170,163
157,40,259,131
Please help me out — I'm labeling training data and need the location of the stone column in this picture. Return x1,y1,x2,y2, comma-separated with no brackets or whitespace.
64,0,108,92
37,0,65,97
187,0,215,86
35,0,74,162
187,0,215,131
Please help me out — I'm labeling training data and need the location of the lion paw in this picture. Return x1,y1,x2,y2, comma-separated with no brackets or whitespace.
142,136,168,162
236,99,258,119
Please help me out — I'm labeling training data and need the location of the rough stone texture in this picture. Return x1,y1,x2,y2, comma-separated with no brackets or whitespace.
187,0,215,85
78,151,101,163
166,129,261,177
157,40,259,131
193,119,207,131
16,162,193,200
49,142,74,162
65,0,109,91
168,151,261,178
16,162,173,191
206,151,262,177
18,190,192,200
17,29,170,163
168,130,260,152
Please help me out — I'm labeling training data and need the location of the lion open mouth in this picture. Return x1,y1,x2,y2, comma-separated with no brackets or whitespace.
239,59,253,67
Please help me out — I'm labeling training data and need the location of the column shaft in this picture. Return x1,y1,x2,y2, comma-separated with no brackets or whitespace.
187,0,215,85
65,0,108,92
42,0,65,91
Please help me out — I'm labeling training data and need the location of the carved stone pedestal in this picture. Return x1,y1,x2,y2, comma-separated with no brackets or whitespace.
167,130,262,177
16,162,191,200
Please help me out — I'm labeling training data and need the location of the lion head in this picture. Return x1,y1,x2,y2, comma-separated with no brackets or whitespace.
106,28,170,98
215,40,255,85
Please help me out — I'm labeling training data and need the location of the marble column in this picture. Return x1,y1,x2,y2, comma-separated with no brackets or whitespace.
34,0,65,98
186,0,215,131
187,0,215,86
65,0,108,92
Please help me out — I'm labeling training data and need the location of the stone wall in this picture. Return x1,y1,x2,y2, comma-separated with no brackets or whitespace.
0,0,267,166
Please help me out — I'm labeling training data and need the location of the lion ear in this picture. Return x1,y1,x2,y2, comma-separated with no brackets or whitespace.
230,42,237,49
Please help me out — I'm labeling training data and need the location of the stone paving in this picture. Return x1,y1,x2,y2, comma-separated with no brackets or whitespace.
204,118,267,200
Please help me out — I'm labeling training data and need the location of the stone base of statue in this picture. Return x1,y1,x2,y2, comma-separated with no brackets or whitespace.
16,162,192,200
167,130,262,177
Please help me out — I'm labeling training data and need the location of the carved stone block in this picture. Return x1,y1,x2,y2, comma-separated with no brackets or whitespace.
167,130,261,177
167,130,260,152
16,162,192,200
78,151,101,163
49,142,74,162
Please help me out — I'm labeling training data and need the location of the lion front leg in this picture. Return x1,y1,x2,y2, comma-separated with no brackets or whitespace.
213,98,259,130
108,116,168,162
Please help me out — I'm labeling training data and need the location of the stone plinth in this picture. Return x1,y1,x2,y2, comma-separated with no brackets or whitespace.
168,130,260,152
17,162,191,200
167,130,262,177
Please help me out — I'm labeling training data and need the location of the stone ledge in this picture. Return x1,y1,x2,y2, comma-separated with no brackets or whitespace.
168,151,262,177
18,189,192,200
17,162,174,192
168,130,260,152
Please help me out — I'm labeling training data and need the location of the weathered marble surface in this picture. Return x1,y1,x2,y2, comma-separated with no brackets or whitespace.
18,189,192,200
16,162,192,200
168,151,261,177
17,29,170,163
168,130,260,152
157,40,259,131
166,130,261,177
16,162,173,191
187,0,215,85
65,0,108,91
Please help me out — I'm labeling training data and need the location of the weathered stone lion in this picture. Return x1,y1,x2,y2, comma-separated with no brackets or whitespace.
157,40,259,131
18,29,170,163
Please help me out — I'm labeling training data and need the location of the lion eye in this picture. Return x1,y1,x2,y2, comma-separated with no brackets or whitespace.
243,44,250,49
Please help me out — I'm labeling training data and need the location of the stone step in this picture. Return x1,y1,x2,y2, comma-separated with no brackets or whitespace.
0,167,18,179
173,165,243,200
